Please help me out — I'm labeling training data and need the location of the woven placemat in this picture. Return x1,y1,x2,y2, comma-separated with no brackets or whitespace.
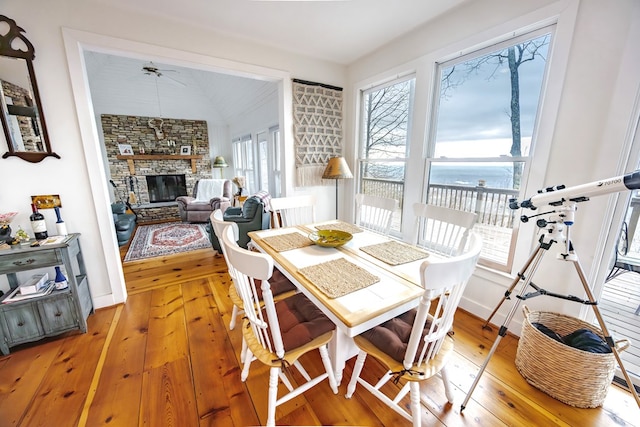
298,258,380,298
261,232,313,252
315,221,363,234
360,240,429,266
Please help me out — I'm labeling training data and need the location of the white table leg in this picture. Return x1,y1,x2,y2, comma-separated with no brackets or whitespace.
328,329,358,385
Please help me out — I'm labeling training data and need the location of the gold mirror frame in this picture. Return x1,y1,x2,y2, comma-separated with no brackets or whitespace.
0,15,59,163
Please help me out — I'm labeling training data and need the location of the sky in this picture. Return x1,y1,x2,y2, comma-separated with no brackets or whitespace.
434,33,550,158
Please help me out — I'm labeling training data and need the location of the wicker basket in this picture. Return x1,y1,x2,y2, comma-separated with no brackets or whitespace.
515,306,629,408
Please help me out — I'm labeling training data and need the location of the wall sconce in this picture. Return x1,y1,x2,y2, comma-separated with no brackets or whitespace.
212,156,229,178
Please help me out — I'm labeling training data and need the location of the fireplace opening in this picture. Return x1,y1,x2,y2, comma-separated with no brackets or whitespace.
146,174,187,203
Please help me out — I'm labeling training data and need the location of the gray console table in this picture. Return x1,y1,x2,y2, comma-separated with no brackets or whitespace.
0,234,93,355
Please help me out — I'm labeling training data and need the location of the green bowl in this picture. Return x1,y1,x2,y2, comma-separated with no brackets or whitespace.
308,229,353,248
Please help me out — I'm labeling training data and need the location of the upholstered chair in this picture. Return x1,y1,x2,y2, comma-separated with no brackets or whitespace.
176,179,232,222
111,202,136,246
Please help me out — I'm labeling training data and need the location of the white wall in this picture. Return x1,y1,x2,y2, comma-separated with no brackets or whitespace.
229,97,279,139
0,0,344,306
345,0,640,330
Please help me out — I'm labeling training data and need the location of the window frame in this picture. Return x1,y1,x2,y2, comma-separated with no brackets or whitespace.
424,25,555,271
232,125,281,197
356,75,416,237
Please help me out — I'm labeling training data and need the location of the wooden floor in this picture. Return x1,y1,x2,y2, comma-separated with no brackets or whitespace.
1,248,639,426
601,271,640,380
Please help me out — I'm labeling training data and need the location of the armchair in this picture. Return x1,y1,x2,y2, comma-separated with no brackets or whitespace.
111,202,136,246
176,179,232,223
207,195,271,252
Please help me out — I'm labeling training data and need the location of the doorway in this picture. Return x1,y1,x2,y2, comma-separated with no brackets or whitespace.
62,28,292,305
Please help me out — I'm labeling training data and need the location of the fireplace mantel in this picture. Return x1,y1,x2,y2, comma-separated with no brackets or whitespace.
116,154,203,175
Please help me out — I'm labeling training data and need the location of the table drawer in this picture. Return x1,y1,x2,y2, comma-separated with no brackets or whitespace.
38,294,78,334
0,304,44,343
0,249,63,272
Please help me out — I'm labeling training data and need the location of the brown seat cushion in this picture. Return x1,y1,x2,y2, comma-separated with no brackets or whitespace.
272,292,334,351
255,268,297,301
360,309,435,363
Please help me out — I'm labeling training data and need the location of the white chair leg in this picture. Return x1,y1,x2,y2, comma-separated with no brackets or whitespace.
375,370,394,390
241,348,253,382
440,366,455,403
292,360,312,381
278,370,295,392
318,344,338,394
394,382,410,403
345,351,367,398
266,367,280,427
409,381,421,427
240,337,247,361
229,304,239,330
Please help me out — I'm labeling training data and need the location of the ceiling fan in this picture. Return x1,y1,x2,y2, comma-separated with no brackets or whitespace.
141,62,186,87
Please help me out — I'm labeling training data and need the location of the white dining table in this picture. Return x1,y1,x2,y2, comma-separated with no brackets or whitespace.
248,220,430,383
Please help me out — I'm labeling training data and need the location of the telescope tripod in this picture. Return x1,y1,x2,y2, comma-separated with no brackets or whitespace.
461,219,640,411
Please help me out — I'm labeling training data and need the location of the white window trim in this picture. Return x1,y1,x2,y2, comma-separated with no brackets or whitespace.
357,75,416,236
349,1,580,284
426,25,555,272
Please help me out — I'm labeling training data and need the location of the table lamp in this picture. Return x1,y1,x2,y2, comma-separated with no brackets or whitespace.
212,156,229,178
322,156,353,219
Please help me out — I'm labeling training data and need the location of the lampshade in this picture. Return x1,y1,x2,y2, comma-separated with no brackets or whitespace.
212,156,229,168
322,156,353,180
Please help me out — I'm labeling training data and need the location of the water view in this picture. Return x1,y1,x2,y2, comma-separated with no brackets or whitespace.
430,164,515,189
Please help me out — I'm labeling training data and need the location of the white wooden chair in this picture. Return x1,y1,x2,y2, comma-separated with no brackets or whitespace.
269,195,316,228
354,193,397,235
209,210,295,332
413,202,478,257
210,210,243,330
345,232,482,426
221,225,338,426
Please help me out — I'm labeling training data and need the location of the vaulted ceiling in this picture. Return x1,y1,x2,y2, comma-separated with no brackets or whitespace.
84,52,279,126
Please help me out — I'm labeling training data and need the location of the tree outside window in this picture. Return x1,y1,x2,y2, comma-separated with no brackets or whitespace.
427,29,551,270
359,77,415,234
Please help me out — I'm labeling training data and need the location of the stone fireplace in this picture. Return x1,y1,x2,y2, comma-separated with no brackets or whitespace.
102,114,212,223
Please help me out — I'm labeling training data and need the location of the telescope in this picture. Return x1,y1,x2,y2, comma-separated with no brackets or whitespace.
463,168,640,411
510,170,640,210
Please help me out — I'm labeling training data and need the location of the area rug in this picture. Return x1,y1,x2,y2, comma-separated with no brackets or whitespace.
124,223,211,262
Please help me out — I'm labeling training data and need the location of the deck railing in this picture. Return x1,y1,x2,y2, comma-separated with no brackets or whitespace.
361,178,519,228
428,183,520,228
360,178,405,209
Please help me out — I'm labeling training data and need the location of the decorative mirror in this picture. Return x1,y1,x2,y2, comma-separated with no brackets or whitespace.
0,15,59,162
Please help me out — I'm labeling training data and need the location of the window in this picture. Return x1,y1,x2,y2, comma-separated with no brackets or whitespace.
232,126,281,197
358,77,415,234
233,134,255,193
426,28,552,270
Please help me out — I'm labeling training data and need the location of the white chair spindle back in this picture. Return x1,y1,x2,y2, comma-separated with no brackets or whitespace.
270,195,316,228
413,202,477,256
355,193,397,235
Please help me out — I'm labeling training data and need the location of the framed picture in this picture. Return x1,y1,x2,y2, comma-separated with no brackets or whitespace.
180,145,191,155
118,144,133,155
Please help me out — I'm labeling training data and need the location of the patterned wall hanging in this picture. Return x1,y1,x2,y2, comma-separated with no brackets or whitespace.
292,79,343,187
